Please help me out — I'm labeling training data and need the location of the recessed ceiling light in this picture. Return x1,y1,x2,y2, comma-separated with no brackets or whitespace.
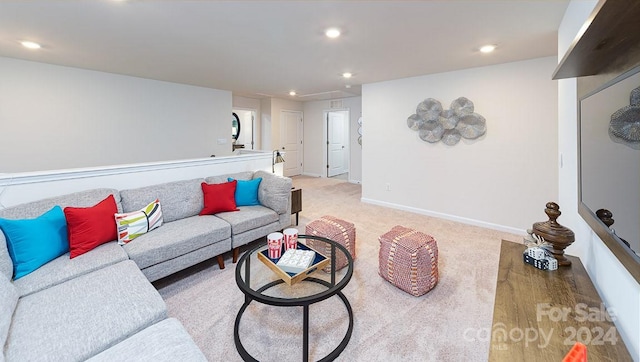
480,44,496,53
342,72,352,79
21,41,41,49
325,28,341,39
289,91,296,96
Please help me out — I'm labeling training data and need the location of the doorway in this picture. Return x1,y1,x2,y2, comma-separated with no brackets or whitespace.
325,110,350,178
231,108,256,151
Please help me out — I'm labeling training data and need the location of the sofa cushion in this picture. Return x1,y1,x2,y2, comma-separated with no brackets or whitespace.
86,318,207,362
12,242,128,297
123,215,231,270
0,277,18,354
230,177,262,206
64,194,119,258
4,260,167,362
199,181,239,215
0,206,69,280
255,170,292,215
0,188,122,281
120,179,203,223
214,205,279,235
115,199,164,245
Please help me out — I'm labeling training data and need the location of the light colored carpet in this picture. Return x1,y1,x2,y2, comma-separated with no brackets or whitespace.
154,176,521,361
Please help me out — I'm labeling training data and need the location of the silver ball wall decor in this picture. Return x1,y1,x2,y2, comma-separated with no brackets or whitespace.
407,97,486,145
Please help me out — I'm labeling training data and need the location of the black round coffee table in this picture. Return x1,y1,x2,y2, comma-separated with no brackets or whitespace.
234,234,354,362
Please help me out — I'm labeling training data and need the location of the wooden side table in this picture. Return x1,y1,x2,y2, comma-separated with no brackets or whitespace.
489,240,631,361
291,188,302,225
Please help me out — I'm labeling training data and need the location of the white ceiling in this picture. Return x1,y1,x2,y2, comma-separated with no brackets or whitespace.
0,1,570,101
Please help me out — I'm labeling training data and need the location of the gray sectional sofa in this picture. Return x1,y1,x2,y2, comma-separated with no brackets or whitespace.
0,170,292,361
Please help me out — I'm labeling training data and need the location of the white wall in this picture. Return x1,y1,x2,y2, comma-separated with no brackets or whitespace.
0,57,232,173
362,57,558,233
302,96,362,182
0,153,271,209
558,1,639,359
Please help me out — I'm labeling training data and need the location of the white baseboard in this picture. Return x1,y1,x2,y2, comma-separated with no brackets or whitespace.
360,197,525,235
301,172,323,178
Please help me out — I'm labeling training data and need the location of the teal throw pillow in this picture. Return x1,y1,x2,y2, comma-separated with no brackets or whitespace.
0,206,69,280
228,177,262,206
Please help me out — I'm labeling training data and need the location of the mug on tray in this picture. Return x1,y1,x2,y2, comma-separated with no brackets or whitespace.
267,232,284,259
283,228,299,251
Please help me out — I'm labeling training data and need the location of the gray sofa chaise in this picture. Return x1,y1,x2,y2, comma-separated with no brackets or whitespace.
0,170,292,361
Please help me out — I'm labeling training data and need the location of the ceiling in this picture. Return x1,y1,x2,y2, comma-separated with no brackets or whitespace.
0,1,570,101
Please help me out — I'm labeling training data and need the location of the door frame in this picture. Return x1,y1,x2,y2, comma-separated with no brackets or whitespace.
323,108,350,178
231,107,257,150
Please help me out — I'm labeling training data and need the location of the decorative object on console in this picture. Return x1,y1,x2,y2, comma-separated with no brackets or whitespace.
407,97,486,145
115,199,163,245
609,86,640,150
522,233,558,271
531,202,575,266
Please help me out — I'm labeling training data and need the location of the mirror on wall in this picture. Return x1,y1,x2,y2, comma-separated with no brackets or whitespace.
232,112,241,141
578,66,640,283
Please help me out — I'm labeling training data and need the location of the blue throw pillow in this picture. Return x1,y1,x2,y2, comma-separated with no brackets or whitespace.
0,206,69,280
228,177,262,206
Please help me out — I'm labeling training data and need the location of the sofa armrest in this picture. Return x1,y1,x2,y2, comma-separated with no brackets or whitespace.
254,171,292,215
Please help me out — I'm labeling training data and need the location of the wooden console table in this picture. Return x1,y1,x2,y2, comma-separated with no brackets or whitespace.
489,240,632,361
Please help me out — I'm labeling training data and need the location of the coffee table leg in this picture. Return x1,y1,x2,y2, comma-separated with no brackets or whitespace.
303,305,309,362
244,257,251,304
331,245,336,286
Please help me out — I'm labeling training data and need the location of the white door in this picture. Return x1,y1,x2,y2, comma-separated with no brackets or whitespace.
281,110,303,177
327,110,349,177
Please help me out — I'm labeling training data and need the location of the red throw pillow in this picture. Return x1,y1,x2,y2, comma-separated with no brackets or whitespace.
200,181,240,215
64,194,118,258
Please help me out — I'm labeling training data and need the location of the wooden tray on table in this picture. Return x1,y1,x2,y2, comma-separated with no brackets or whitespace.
257,242,330,286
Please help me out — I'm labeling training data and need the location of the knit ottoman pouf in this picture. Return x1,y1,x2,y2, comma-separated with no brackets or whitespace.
378,225,438,296
305,215,356,272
